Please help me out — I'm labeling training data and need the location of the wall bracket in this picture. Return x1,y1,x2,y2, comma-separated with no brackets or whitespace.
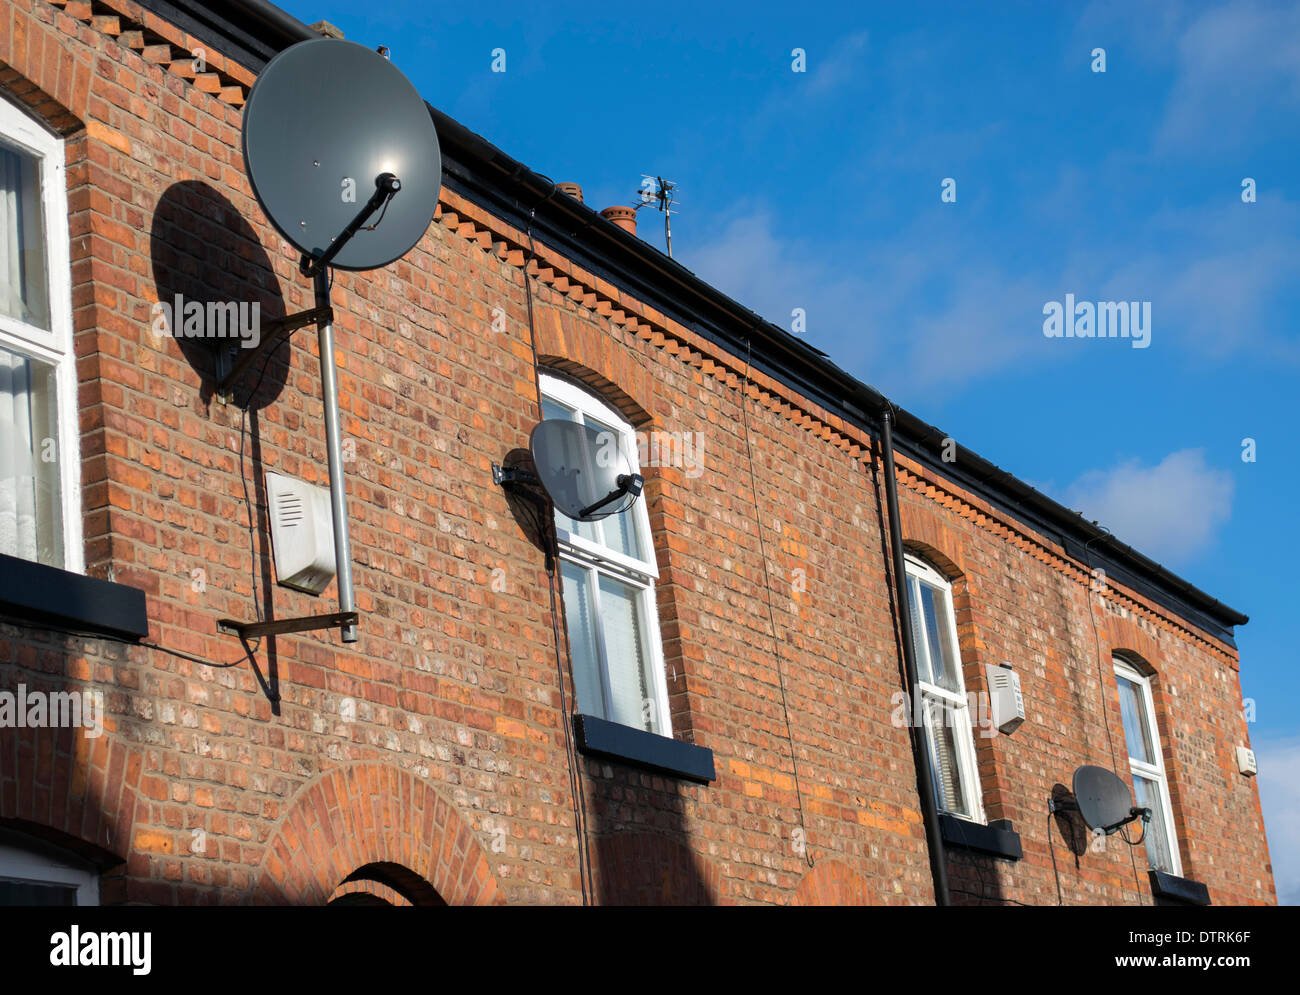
214,304,334,403
217,611,359,640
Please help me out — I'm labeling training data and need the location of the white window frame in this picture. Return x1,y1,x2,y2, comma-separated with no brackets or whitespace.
539,372,671,737
0,96,82,573
1113,657,1182,877
0,841,99,905
905,554,985,823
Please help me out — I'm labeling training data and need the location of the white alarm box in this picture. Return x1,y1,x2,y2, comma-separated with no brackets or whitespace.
985,663,1025,735
266,471,336,595
1236,746,1258,777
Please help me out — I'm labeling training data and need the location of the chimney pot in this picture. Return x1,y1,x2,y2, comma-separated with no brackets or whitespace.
600,205,637,236
557,182,584,204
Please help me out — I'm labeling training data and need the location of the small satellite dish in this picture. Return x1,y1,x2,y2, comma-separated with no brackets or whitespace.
1073,765,1139,833
529,420,645,522
242,37,441,271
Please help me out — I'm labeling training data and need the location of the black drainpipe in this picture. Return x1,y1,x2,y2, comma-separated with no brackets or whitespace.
879,406,951,906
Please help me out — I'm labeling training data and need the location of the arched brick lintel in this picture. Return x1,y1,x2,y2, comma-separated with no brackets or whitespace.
255,763,506,906
0,723,142,888
0,3,94,135
898,495,969,581
532,301,656,427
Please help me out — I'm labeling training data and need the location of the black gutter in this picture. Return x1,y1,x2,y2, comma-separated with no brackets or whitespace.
156,0,1249,646
130,0,292,64
880,409,951,906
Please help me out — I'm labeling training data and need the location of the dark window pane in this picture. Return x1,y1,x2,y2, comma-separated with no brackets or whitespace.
0,880,76,905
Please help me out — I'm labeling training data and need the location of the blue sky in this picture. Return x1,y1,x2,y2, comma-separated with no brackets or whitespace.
281,0,1299,900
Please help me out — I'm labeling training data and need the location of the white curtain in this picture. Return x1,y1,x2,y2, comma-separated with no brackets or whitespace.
0,139,60,565
1133,776,1175,872
2,143,33,560
0,147,29,324
0,346,39,561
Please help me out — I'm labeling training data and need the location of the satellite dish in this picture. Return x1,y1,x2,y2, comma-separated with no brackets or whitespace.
219,38,441,648
529,420,645,522
1072,765,1141,833
241,37,441,271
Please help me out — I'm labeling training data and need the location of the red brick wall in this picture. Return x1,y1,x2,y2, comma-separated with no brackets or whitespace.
0,0,1274,906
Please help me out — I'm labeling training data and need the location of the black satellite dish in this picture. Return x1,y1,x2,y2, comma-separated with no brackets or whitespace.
241,38,440,271
217,37,441,649
528,420,645,522
1073,765,1147,834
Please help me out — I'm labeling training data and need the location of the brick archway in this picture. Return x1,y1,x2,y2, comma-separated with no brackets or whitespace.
255,763,505,906
790,858,880,906
0,720,142,901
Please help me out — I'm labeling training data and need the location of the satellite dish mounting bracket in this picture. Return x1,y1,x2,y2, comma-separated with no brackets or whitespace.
492,463,541,489
215,265,362,644
217,611,359,641
215,303,334,403
216,182,398,641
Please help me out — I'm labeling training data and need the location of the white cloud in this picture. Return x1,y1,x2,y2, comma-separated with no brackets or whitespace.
1058,449,1233,565
1254,737,1300,905
1156,1,1300,150
685,170,1300,400
1074,0,1300,152
804,32,870,98
684,207,867,346
683,206,1059,395
1084,191,1300,363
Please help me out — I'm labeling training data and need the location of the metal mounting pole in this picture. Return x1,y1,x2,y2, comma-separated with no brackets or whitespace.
315,267,358,643
659,178,673,259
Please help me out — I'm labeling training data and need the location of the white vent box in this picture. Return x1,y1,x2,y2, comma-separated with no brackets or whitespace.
1236,746,1258,777
266,471,336,595
985,663,1025,735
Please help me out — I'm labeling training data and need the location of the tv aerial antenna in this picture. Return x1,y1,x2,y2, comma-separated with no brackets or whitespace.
638,175,679,258
217,37,441,645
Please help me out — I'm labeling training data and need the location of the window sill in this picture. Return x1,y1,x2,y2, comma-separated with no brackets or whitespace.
573,714,715,784
1149,870,1211,906
0,552,148,641
940,813,1023,861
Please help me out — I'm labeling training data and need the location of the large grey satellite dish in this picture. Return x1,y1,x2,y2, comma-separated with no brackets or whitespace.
218,37,441,649
529,419,644,522
1073,764,1145,834
242,37,441,272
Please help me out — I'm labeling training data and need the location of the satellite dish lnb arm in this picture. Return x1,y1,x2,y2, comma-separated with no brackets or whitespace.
578,473,644,519
300,172,402,277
